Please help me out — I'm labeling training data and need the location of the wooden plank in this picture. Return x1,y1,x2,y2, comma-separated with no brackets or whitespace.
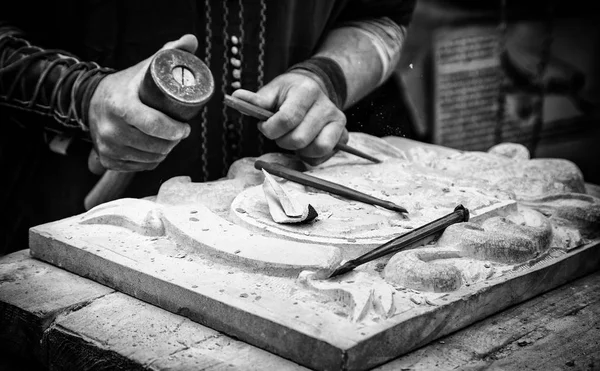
1,250,600,370
0,250,113,364
0,250,306,371
378,269,600,370
45,292,307,371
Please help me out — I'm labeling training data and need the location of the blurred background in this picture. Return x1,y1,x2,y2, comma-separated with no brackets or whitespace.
395,0,600,184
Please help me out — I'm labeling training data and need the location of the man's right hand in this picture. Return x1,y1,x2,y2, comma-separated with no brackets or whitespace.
87,34,198,172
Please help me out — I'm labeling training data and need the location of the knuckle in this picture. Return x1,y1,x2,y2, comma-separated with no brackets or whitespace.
325,102,342,116
259,123,277,140
99,157,112,169
149,118,186,140
300,78,320,92
141,116,162,136
96,122,113,140
161,121,179,139
312,135,336,156
279,110,303,129
311,143,332,157
109,100,129,121
275,138,294,151
288,134,311,150
95,142,112,158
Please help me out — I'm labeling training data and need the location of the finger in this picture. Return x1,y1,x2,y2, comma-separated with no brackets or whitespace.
114,105,191,141
95,138,170,164
95,113,182,155
274,100,343,150
125,135,178,157
117,123,180,155
231,88,278,112
93,119,177,161
161,34,198,54
114,145,169,164
294,119,346,160
98,156,161,172
259,94,316,140
297,151,336,167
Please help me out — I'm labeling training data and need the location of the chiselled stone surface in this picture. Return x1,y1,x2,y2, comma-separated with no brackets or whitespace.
29,133,600,371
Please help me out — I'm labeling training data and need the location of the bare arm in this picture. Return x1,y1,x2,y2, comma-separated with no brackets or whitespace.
315,18,407,108
232,16,409,165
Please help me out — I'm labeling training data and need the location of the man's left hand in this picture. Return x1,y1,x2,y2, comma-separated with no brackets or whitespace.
231,72,348,166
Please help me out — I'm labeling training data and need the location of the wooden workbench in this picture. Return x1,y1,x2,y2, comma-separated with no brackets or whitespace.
3,167,600,371
1,247,599,370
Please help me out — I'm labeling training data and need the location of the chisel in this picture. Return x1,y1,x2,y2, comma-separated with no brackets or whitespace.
328,205,469,279
254,160,408,214
224,94,381,164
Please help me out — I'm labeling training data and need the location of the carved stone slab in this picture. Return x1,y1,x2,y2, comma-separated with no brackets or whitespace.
29,134,600,371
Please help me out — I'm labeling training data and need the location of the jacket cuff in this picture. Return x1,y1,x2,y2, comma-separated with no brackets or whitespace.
0,25,114,133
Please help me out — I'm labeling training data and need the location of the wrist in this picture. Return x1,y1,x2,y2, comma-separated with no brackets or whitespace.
81,69,113,131
287,56,347,109
287,68,329,96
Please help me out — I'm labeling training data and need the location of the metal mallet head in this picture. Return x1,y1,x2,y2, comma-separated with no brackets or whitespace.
141,48,215,121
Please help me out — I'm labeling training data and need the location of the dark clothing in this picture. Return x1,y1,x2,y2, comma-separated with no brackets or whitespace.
0,0,416,254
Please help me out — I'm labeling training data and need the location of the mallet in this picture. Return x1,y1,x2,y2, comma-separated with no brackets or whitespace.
84,48,214,210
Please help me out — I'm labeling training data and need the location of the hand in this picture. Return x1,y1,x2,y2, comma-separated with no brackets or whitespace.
88,34,198,171
231,71,348,166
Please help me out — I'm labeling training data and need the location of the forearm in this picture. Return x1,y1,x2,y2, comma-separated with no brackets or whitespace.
0,22,114,134
315,18,407,109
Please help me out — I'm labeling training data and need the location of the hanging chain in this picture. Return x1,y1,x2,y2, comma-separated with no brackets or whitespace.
220,1,231,174
200,0,213,181
235,0,245,157
256,0,267,154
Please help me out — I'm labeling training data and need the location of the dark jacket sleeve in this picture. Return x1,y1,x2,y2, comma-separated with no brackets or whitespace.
0,17,114,135
337,0,417,27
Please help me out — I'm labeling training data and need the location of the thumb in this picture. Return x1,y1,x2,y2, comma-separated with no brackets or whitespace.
161,34,198,54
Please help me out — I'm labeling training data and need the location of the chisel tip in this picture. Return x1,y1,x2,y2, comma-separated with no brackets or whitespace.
390,203,409,214
327,262,356,279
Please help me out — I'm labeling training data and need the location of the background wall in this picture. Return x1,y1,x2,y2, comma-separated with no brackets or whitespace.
396,0,600,184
